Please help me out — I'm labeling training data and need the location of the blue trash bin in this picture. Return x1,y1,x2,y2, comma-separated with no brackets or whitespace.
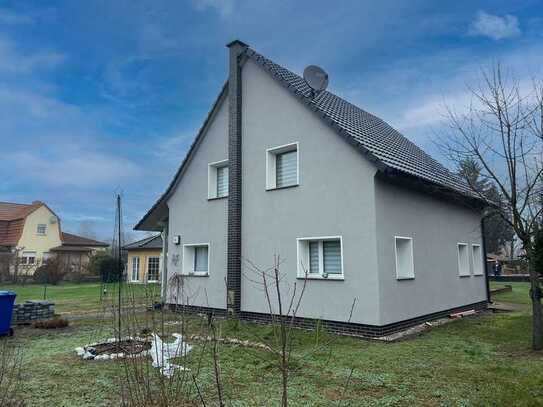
0,291,16,336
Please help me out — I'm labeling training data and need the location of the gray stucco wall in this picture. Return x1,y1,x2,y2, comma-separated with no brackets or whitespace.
240,60,381,325
165,95,229,309
162,56,485,327
375,179,487,325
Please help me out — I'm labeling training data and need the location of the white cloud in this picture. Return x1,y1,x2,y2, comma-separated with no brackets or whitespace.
192,0,236,18
155,132,195,159
0,87,77,119
398,91,476,130
0,37,65,74
8,151,142,188
470,11,521,40
61,213,107,222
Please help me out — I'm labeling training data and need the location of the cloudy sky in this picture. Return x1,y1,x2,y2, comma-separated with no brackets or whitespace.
0,0,542,241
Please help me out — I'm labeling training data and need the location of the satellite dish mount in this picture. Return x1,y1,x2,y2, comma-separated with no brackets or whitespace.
303,65,329,98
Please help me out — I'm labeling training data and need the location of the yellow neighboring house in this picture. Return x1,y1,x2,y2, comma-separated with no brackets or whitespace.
123,235,162,284
0,200,108,275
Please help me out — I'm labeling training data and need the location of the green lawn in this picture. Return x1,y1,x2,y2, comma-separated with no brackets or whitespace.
2,282,543,406
0,282,161,314
490,281,532,305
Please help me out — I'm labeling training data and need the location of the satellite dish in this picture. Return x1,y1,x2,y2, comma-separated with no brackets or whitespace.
303,65,329,95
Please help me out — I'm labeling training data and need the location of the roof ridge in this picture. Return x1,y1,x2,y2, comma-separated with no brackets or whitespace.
128,234,161,246
124,234,162,249
61,231,108,246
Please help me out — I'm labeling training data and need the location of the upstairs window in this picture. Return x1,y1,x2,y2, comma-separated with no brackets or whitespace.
297,236,343,279
183,244,210,276
147,257,160,282
472,244,483,276
276,150,297,188
266,143,299,190
457,243,470,277
395,236,415,280
208,160,229,199
37,224,47,235
216,165,229,197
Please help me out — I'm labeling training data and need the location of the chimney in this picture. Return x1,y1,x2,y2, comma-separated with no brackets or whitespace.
226,39,248,317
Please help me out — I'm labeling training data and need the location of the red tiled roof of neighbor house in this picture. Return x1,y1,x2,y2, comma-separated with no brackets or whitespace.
60,232,109,247
0,201,44,247
0,201,43,221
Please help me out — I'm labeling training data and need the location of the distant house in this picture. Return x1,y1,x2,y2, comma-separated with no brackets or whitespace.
0,200,108,276
51,232,110,274
123,234,162,284
135,41,488,337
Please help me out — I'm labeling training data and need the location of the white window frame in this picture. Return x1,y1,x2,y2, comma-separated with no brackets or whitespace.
457,243,470,277
22,251,37,265
208,159,229,199
36,224,47,235
266,142,299,190
394,236,415,280
147,256,160,283
182,243,210,276
471,244,484,276
296,236,344,280
131,256,140,282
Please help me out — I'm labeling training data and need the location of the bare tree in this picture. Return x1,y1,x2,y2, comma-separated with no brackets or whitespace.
244,255,356,406
438,64,543,350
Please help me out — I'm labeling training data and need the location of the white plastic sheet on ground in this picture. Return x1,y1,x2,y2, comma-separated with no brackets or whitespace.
75,333,192,378
150,333,192,378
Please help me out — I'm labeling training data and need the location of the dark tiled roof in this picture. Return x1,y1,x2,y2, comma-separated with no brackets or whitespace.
245,49,476,197
123,234,163,250
61,232,109,247
135,45,481,230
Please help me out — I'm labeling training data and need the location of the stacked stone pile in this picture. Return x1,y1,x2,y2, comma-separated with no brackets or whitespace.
12,300,55,324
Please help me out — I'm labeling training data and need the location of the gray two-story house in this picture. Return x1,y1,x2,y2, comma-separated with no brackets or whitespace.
136,40,488,337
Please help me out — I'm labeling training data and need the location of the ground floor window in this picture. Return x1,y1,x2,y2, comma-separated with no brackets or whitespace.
194,246,208,272
147,256,160,282
297,236,343,279
182,243,210,276
457,243,470,277
472,244,483,276
131,256,140,281
395,236,415,280
22,251,36,265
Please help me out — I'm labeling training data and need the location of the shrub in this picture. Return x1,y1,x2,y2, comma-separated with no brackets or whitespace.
33,258,66,285
89,253,122,283
33,318,69,329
